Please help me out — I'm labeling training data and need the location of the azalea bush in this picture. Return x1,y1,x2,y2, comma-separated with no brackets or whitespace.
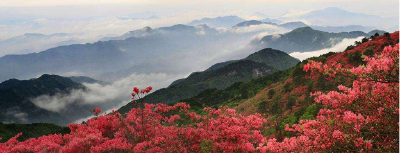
0,86,268,152
265,44,399,152
0,44,398,152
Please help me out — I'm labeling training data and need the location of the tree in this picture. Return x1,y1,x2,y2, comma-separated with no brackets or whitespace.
361,37,369,43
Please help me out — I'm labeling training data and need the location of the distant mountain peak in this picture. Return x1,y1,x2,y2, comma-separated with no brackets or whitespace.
38,74,61,79
23,33,45,37
279,21,308,29
254,26,373,53
188,16,245,27
291,26,313,31
141,26,152,31
234,20,263,27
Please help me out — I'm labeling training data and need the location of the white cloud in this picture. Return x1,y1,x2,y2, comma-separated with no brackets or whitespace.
230,24,285,34
289,36,364,61
5,108,28,123
30,72,181,113
282,9,314,18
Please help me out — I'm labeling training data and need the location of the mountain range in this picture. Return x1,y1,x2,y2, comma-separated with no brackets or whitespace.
0,74,113,125
281,7,398,32
155,31,399,140
188,15,246,27
118,48,299,113
0,33,81,57
249,27,385,53
0,23,276,83
0,75,82,125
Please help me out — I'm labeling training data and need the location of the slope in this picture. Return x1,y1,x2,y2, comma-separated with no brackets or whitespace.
118,48,299,113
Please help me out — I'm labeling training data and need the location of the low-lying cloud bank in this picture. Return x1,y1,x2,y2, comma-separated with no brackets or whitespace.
289,37,364,61
31,73,182,121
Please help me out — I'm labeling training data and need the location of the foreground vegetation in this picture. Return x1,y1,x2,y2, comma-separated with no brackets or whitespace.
0,33,398,152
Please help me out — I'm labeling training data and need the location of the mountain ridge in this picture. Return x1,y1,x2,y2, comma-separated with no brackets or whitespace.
118,48,299,113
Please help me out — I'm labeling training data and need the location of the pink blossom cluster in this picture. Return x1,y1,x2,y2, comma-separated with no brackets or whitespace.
0,103,268,152
270,44,399,152
0,43,398,152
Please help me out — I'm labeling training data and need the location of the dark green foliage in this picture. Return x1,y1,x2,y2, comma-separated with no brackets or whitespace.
291,64,307,86
280,113,297,136
299,104,318,120
283,82,293,92
374,32,380,37
345,45,355,51
269,101,280,114
361,37,369,43
258,101,269,113
348,51,364,65
200,139,214,153
294,107,307,119
179,69,291,112
316,75,335,91
267,89,275,99
354,41,361,46
0,122,70,142
0,74,84,125
285,96,296,110
135,60,276,104
119,49,299,113
364,46,375,57
384,32,391,40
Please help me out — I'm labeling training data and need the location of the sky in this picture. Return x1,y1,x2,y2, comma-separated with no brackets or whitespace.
1,0,398,19
0,0,397,41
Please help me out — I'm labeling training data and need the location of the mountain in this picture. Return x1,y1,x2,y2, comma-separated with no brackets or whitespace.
244,48,300,70
250,27,378,53
261,18,282,24
234,20,264,27
0,74,83,125
0,33,80,57
68,76,107,85
279,21,308,29
233,20,378,34
281,7,398,31
233,20,278,27
188,16,245,27
118,48,299,113
0,122,69,142
0,23,274,83
0,74,114,125
310,25,376,33
233,20,305,29
179,31,399,140
367,30,387,36
0,41,129,82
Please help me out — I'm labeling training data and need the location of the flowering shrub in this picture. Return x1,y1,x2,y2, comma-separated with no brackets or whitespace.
0,44,398,152
0,87,268,152
265,44,399,152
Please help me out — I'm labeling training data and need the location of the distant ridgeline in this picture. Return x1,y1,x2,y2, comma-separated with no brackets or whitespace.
0,74,104,126
0,122,69,143
118,48,300,114
0,31,397,143
178,31,399,140
0,23,384,83
250,27,386,53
